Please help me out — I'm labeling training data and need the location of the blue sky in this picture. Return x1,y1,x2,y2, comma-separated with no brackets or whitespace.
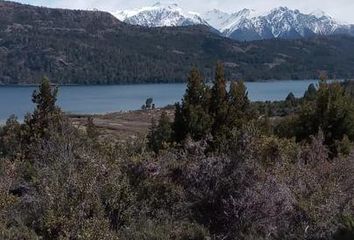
14,0,354,23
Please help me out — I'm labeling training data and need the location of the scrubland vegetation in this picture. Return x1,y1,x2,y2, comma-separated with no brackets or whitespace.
1,65,354,239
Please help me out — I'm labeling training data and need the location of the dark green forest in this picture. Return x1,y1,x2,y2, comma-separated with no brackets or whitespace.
1,1,354,84
1,64,354,239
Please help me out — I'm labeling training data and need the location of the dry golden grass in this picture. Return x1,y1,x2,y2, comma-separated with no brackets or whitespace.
70,108,175,141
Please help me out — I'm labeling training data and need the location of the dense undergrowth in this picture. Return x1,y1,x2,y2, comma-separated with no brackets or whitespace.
1,66,354,239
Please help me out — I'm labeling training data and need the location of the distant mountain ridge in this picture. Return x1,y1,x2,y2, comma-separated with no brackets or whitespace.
1,1,354,85
205,7,352,41
114,2,208,27
115,3,354,41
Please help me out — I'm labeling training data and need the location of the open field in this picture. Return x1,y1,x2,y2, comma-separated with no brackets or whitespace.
70,108,175,141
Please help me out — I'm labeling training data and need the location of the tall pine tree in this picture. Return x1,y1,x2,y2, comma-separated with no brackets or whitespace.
173,67,212,142
227,80,251,130
210,62,229,141
24,77,62,141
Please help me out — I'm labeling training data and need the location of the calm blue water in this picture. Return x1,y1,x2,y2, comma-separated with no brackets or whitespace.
0,80,318,122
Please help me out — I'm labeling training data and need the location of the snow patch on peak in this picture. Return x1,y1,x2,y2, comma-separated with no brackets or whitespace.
237,8,258,18
272,6,290,12
311,9,327,18
152,2,178,7
201,9,231,30
113,2,206,27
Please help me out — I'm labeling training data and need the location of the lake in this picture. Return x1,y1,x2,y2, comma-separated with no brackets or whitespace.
0,80,318,122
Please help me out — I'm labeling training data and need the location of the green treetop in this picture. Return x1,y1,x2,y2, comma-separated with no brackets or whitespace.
173,68,213,142
25,77,62,141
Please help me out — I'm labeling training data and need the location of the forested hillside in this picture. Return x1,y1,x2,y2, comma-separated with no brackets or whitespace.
1,1,354,84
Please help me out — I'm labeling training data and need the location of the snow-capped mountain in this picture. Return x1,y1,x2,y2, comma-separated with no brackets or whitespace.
219,7,345,41
201,9,231,30
114,3,354,41
114,2,207,27
202,6,350,41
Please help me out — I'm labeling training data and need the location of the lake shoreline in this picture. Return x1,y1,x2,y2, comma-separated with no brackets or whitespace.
0,79,329,87
0,80,327,123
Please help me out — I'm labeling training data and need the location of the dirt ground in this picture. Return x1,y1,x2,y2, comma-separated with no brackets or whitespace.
70,108,175,141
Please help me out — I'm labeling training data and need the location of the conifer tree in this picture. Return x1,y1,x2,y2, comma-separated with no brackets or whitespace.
25,77,62,140
229,81,250,113
227,80,251,129
0,115,21,158
285,92,296,106
184,68,207,105
173,68,212,142
148,112,172,153
173,103,186,143
210,62,228,113
32,77,58,117
296,81,354,156
304,83,317,101
210,62,229,140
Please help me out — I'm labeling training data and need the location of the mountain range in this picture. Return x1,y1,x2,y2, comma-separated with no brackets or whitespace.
115,3,354,41
1,1,354,85
115,2,208,27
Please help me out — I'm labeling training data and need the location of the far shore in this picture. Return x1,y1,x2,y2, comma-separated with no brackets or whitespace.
0,79,347,87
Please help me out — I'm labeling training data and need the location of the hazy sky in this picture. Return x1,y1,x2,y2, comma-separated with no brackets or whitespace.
15,0,354,23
